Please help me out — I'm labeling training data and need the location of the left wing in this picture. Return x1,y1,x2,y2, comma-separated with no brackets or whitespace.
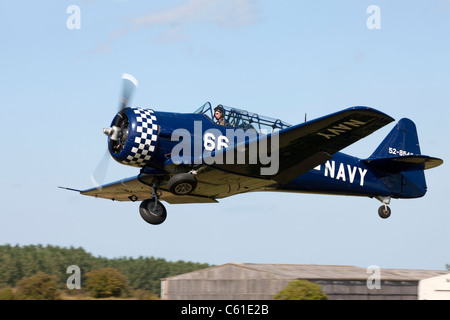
205,106,394,184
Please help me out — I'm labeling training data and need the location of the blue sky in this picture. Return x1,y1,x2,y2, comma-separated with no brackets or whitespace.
1,0,449,271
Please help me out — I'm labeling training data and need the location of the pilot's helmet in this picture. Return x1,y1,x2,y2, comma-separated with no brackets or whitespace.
214,105,224,115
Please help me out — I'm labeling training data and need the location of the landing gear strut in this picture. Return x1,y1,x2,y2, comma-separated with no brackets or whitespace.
138,173,198,225
376,196,391,219
139,183,167,225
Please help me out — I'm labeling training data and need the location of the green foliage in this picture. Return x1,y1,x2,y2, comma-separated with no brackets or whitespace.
0,286,14,300
0,244,211,297
15,272,60,300
132,289,160,300
85,268,128,298
274,280,328,300
0,244,100,288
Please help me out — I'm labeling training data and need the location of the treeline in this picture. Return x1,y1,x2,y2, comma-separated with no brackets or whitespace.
0,244,211,296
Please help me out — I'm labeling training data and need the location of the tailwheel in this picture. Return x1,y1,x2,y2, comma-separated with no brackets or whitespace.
375,196,391,219
139,199,167,225
378,205,391,219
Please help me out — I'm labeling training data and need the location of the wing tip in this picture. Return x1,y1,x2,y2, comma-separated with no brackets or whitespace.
58,186,82,193
347,106,395,122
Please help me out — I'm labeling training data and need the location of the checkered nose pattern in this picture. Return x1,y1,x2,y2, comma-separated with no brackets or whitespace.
110,107,159,168
126,108,159,167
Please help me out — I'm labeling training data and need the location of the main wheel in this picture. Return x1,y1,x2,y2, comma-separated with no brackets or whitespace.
139,199,167,225
167,173,197,195
378,205,391,219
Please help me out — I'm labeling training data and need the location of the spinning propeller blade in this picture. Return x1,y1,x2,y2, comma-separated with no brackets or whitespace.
118,73,138,112
91,73,139,189
90,150,110,190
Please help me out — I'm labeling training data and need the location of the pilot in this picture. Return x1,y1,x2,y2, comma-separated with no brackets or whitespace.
214,105,226,126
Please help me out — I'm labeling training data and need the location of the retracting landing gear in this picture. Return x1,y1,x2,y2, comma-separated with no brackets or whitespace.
167,173,197,195
376,196,391,219
139,183,167,225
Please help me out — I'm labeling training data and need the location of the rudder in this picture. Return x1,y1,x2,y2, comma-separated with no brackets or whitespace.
363,118,443,198
370,118,420,159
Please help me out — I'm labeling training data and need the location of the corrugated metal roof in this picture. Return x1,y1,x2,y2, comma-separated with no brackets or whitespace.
163,263,449,281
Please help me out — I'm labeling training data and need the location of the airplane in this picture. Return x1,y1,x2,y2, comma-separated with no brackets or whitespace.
60,74,443,225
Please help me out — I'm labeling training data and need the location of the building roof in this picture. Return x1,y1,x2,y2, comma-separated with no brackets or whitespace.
163,263,449,281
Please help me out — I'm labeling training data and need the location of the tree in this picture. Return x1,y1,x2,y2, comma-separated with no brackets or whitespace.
0,244,211,296
85,268,128,298
0,286,14,300
274,280,328,300
15,272,60,300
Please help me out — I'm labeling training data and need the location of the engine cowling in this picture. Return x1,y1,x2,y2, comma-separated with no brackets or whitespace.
104,107,159,168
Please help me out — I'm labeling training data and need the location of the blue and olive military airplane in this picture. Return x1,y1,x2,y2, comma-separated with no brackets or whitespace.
61,74,443,225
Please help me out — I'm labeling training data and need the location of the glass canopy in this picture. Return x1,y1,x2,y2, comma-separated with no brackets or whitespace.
194,102,291,133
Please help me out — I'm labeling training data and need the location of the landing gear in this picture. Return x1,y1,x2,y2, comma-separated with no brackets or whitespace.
139,199,167,225
378,205,391,219
376,196,391,219
167,173,197,195
139,181,166,225
138,174,198,225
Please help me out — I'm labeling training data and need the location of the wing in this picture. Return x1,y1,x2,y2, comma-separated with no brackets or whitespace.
75,167,272,204
78,175,216,204
204,106,394,184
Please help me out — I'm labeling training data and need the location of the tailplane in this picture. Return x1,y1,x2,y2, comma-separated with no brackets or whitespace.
362,118,443,198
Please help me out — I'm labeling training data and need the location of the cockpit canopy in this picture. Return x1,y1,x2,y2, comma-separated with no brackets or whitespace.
194,102,291,134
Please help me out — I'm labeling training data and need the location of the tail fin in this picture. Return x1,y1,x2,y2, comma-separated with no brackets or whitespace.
365,118,442,172
370,118,421,159
363,118,443,198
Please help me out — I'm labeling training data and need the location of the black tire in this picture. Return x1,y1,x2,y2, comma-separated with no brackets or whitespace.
378,205,391,219
139,199,167,225
167,173,197,195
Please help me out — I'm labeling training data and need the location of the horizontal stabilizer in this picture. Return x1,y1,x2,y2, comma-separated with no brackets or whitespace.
363,155,443,173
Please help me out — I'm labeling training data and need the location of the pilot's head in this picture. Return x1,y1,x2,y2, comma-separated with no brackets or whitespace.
214,105,224,120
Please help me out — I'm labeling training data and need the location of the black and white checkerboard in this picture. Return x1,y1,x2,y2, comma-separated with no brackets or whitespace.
123,108,158,167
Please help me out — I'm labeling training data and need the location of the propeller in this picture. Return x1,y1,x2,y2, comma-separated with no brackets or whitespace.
91,73,139,189
118,73,138,112
90,150,111,189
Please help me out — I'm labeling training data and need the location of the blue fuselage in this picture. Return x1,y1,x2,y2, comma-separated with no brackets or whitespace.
144,111,426,200
277,152,391,197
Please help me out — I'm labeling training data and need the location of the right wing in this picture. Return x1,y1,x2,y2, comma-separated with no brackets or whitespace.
75,167,272,204
78,175,217,204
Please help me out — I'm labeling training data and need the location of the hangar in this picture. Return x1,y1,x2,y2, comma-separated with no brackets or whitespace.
161,263,450,300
